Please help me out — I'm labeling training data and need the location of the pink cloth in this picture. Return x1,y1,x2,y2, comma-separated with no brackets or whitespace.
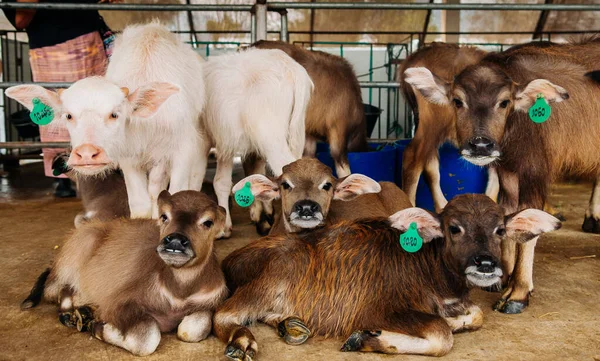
29,31,107,178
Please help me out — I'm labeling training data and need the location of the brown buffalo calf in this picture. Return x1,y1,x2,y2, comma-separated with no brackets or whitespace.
232,158,411,236
404,37,600,313
399,43,487,212
214,194,560,359
21,191,227,356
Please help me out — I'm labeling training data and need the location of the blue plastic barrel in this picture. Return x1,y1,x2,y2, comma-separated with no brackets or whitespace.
395,140,488,211
316,142,396,182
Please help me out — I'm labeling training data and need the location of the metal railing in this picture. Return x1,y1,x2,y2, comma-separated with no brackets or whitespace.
1,1,599,154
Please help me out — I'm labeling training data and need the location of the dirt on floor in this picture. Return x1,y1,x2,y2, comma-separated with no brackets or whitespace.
0,163,599,361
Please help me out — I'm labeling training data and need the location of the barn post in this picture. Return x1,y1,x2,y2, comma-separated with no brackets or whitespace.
255,0,268,41
279,9,289,43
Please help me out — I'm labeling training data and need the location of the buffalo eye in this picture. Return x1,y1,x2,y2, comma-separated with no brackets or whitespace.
495,226,506,236
322,182,332,191
110,112,119,119
499,100,510,109
452,98,463,109
281,181,291,190
65,113,73,120
160,214,168,223
449,225,462,235
203,220,213,229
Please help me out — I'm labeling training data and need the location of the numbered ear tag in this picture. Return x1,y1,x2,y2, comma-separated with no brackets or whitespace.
399,222,423,253
30,98,54,125
234,182,254,208
528,94,551,123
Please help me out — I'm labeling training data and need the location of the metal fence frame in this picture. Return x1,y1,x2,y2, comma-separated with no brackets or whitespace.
0,1,599,153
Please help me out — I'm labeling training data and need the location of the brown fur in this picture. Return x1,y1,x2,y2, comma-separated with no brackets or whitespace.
26,191,227,354
214,194,560,357
68,169,217,228
399,43,486,211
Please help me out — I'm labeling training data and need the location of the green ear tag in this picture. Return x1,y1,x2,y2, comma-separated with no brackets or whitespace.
30,98,54,125
234,182,254,208
528,94,551,124
400,222,423,253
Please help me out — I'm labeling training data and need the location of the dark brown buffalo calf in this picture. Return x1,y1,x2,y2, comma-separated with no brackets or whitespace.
214,194,560,359
21,190,227,356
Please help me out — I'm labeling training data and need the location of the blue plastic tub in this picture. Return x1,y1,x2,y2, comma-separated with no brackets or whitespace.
395,140,488,211
316,142,396,182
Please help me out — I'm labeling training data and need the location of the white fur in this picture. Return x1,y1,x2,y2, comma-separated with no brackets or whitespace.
203,48,313,235
177,310,212,342
102,322,161,356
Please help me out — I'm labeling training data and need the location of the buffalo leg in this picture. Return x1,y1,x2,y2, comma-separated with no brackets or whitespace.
329,130,351,178
340,312,453,356
148,163,169,219
443,305,483,333
582,176,600,233
177,310,212,342
242,154,273,236
214,156,234,238
90,303,161,356
494,237,537,314
485,167,500,202
303,135,317,158
214,283,294,360
58,287,77,328
423,154,448,212
401,138,425,206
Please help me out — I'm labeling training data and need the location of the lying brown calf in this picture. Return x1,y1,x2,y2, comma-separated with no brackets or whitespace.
232,158,411,236
215,194,560,359
21,190,227,356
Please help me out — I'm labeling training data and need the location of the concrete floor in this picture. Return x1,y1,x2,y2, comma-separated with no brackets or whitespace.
0,162,599,361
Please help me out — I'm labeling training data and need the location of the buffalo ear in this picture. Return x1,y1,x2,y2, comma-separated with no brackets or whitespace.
505,208,561,243
388,208,442,243
403,67,450,105
5,85,62,120
514,79,569,111
232,174,280,202
128,82,179,118
333,174,381,201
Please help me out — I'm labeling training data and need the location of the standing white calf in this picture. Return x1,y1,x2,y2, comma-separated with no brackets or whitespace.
203,48,313,237
6,23,206,218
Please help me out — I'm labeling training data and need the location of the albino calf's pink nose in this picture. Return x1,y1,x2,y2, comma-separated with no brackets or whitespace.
71,144,107,164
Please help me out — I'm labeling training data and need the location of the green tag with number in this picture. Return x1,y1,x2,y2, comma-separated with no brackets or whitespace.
234,182,254,208
400,222,423,253
528,94,551,123
30,98,54,125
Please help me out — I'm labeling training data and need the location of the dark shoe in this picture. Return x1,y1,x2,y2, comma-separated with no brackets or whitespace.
55,178,76,198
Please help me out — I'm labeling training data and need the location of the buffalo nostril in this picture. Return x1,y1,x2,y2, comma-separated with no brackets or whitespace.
310,204,319,212
181,238,190,247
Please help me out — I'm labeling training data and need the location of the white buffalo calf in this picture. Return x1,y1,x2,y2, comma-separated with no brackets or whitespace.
203,48,313,237
6,23,206,219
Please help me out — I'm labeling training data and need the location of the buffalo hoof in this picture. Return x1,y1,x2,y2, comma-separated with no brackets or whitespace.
74,306,94,332
58,311,77,328
582,215,600,233
90,321,104,340
277,317,311,345
493,298,528,314
341,330,381,352
225,344,255,361
553,212,566,222
481,284,502,293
